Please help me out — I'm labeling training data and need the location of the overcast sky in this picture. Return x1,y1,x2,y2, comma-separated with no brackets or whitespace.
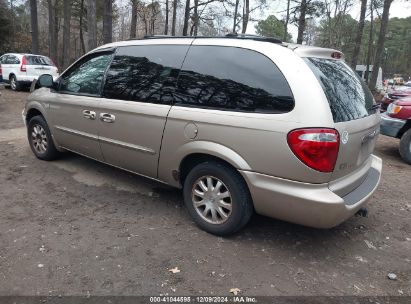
248,0,411,39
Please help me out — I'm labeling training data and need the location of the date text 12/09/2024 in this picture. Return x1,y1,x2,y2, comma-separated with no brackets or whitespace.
149,296,257,303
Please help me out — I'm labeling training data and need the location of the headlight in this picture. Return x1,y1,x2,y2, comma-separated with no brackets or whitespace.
387,103,402,114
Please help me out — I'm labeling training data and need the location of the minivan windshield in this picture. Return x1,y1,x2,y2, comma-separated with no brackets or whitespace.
304,57,375,123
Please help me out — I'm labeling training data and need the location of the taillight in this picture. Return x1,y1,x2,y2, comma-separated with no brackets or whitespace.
287,128,340,173
0,65,2,76
20,56,27,72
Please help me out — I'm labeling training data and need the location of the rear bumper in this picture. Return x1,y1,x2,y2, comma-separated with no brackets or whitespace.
240,155,382,228
380,113,406,138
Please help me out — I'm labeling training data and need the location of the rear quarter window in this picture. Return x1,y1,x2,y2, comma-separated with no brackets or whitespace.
304,57,375,123
26,56,53,66
175,46,294,113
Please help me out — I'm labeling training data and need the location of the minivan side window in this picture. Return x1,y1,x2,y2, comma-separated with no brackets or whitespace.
175,46,294,113
59,52,112,96
102,45,189,104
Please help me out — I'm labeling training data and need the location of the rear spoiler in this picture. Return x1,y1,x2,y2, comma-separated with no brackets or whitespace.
284,43,345,60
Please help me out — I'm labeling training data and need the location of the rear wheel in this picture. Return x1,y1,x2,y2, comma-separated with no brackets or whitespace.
183,161,253,236
28,115,60,161
399,129,411,165
10,75,21,91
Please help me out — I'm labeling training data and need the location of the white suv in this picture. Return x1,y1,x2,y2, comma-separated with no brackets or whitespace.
0,53,59,91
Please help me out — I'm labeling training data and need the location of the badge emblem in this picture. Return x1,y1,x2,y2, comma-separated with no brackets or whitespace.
341,131,349,144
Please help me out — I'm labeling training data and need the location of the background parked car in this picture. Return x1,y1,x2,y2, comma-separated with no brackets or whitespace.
0,53,58,91
380,97,411,164
381,86,411,111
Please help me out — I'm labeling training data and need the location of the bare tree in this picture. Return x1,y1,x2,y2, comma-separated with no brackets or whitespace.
351,0,367,68
283,0,290,41
79,0,86,54
62,0,71,68
182,0,190,35
164,0,169,34
172,0,178,35
297,0,307,44
232,0,240,33
369,0,394,90
130,0,138,38
365,0,373,83
241,0,249,33
47,0,58,64
87,0,97,50
30,0,39,54
103,0,113,44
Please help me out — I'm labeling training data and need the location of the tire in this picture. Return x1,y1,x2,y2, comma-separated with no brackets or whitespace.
10,75,21,91
399,128,411,165
27,115,60,161
183,161,253,236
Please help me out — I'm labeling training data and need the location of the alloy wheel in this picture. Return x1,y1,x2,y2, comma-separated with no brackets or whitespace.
191,176,232,224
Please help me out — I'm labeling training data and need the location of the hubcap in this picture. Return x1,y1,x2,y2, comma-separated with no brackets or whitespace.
192,176,232,224
31,124,48,154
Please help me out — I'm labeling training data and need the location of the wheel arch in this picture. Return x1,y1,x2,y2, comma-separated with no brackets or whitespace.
176,141,252,186
398,119,411,138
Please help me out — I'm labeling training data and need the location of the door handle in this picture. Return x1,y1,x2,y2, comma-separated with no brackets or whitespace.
83,110,96,120
100,113,115,123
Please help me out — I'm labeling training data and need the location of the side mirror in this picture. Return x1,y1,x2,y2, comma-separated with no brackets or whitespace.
38,74,54,88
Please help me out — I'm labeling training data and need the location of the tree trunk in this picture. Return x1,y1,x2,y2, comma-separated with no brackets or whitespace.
47,0,58,64
79,0,86,54
172,0,177,35
297,0,307,44
351,0,367,68
369,0,393,91
130,0,138,38
241,0,249,34
30,0,39,54
182,0,190,36
283,0,290,41
103,0,112,44
365,0,373,83
62,0,71,69
193,0,198,36
232,0,239,33
87,0,97,50
164,0,169,35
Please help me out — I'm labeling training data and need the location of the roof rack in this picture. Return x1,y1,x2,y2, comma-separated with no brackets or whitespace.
136,33,282,44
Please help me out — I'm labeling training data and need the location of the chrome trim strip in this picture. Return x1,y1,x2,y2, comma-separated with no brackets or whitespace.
55,125,98,141
99,136,156,155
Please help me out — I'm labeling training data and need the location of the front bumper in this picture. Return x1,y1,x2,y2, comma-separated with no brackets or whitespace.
240,155,382,229
380,113,406,138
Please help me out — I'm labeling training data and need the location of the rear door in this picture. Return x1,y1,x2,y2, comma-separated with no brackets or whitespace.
98,44,190,178
304,57,380,180
26,55,58,79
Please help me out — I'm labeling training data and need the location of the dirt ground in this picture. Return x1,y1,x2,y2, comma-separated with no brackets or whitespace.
0,88,410,297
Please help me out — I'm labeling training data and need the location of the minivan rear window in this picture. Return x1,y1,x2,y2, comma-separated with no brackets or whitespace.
26,56,53,66
304,58,375,123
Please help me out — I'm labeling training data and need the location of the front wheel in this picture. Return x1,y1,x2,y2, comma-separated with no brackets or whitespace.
183,161,253,236
399,129,411,165
28,115,60,161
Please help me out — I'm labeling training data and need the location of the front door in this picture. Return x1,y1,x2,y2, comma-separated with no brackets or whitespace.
97,44,190,178
48,51,113,160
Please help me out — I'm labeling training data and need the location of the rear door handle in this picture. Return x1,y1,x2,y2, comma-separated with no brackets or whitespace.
83,110,96,120
100,113,115,123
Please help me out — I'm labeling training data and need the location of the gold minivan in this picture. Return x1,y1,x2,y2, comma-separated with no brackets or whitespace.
23,35,382,235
